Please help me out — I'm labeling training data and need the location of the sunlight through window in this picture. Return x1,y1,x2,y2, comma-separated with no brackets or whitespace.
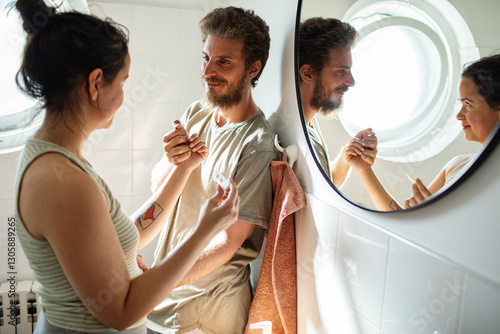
340,0,479,162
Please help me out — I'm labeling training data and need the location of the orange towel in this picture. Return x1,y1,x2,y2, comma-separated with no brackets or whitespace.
245,149,306,334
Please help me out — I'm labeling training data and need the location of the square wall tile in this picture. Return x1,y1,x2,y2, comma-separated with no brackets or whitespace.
324,300,381,334
382,239,464,334
132,103,182,150
83,106,132,153
89,2,133,28
180,56,205,105
459,275,500,333
89,3,135,52
296,195,341,334
131,6,180,56
86,150,132,197
296,195,339,282
334,214,389,328
129,55,180,104
132,150,164,197
180,9,205,57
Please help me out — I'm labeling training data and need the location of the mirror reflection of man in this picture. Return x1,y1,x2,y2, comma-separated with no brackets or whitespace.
299,17,378,188
147,7,279,334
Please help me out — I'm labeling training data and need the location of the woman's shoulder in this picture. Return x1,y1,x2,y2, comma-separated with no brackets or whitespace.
24,152,91,185
20,153,105,238
443,154,474,176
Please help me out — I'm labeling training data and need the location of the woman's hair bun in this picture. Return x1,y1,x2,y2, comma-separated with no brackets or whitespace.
15,0,56,35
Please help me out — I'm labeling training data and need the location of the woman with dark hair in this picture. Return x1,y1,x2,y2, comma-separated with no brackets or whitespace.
403,54,500,207
12,0,239,332
346,54,500,211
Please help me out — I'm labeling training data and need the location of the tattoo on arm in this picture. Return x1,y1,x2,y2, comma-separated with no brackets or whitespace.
389,200,402,211
137,202,164,230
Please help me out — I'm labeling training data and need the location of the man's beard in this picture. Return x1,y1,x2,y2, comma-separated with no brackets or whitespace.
310,80,348,116
203,74,247,110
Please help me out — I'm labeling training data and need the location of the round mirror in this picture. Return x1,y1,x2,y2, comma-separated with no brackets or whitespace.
297,0,500,211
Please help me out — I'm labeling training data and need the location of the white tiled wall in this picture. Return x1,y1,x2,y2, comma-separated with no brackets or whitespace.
296,195,500,333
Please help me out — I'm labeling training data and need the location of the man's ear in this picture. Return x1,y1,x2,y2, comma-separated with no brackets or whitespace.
87,68,104,101
299,64,314,84
248,60,262,80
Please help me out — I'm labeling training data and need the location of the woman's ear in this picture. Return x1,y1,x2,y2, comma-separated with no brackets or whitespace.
87,68,104,101
248,60,262,80
299,64,314,84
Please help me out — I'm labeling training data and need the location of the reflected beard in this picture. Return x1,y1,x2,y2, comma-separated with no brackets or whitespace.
311,81,348,116
203,74,247,110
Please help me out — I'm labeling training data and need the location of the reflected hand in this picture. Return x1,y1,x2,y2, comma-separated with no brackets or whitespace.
163,120,208,170
404,178,432,208
344,128,378,170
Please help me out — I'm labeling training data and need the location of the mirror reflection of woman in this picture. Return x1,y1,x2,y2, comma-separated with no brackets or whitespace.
347,54,500,211
12,0,239,332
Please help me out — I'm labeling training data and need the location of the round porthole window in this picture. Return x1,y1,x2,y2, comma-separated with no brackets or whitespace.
0,0,87,154
0,0,44,154
339,0,479,162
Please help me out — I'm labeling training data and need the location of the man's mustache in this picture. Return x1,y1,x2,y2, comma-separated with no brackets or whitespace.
203,77,227,85
335,85,349,93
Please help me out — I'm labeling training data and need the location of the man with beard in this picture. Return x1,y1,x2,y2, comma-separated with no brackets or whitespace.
147,7,279,334
299,17,378,188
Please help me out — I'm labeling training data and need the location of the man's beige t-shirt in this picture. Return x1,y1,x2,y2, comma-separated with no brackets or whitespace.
147,101,279,334
308,116,332,179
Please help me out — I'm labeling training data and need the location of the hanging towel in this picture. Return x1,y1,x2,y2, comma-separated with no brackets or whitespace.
245,149,307,334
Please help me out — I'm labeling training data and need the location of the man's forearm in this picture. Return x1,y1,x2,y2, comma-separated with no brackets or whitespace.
176,220,254,287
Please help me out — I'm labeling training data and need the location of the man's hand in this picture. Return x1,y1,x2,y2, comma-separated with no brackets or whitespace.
344,128,378,171
163,120,208,171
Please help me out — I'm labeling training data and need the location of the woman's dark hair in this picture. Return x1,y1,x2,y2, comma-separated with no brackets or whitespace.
462,54,500,109
299,17,357,75
14,0,129,125
200,6,270,88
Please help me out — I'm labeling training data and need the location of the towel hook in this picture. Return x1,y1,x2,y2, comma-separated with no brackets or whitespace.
274,134,298,168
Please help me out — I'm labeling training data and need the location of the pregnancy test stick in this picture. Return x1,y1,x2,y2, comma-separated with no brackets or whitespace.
213,172,230,191
406,172,416,183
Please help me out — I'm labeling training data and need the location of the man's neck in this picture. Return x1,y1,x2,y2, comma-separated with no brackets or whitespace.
214,94,259,127
302,104,318,128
